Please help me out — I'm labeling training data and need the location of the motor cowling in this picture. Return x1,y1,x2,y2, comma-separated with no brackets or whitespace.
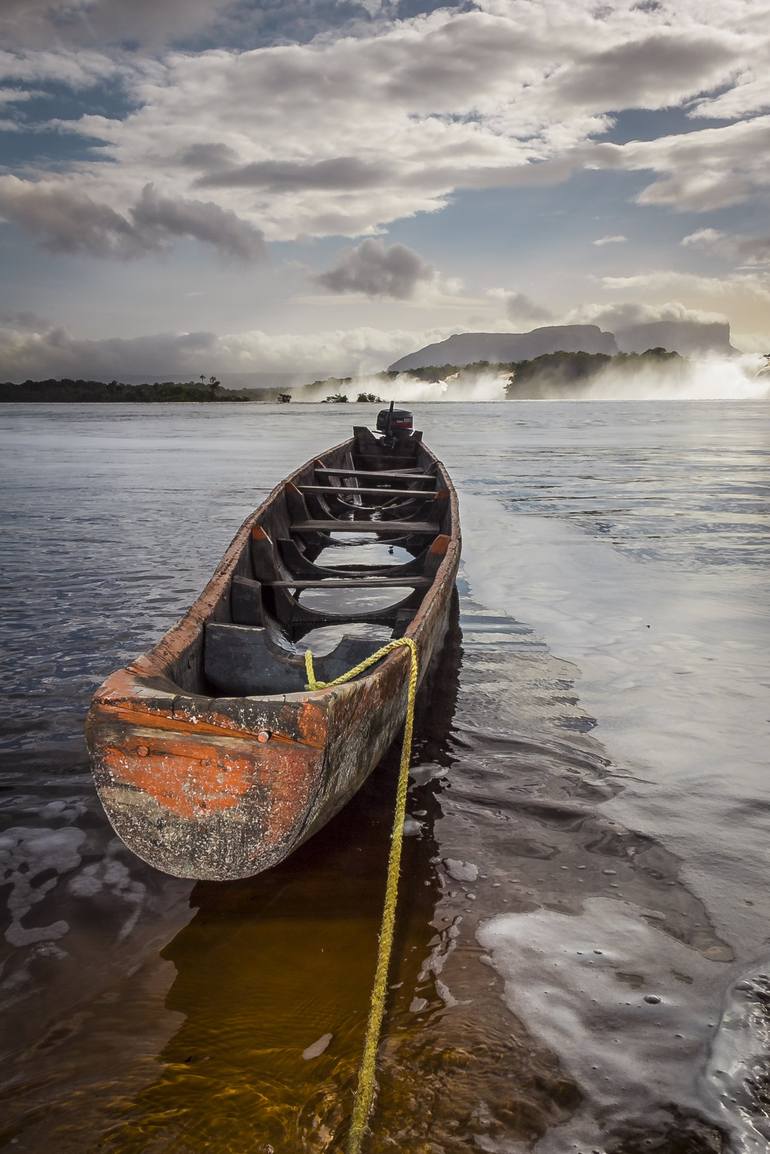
376,408,413,434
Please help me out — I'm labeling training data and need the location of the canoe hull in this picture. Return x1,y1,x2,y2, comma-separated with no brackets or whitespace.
85,434,460,880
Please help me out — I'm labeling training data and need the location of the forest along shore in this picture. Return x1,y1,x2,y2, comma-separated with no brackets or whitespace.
7,348,767,404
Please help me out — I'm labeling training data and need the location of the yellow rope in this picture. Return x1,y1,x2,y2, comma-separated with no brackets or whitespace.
304,636,419,1154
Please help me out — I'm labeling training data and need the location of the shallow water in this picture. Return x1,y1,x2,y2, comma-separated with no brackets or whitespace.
1,400,769,1152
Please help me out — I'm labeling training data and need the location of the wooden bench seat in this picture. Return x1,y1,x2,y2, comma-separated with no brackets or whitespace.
300,484,436,498
263,577,431,589
289,520,439,534
314,468,435,482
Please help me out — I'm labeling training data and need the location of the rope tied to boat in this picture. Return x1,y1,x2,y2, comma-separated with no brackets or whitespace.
304,636,419,1154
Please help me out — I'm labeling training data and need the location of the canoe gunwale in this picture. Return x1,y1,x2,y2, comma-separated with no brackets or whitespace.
90,434,459,709
85,431,460,879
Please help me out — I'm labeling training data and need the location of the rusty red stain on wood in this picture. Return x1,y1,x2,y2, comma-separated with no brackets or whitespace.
94,700,325,749
90,667,328,750
296,700,326,745
97,727,320,838
102,736,256,818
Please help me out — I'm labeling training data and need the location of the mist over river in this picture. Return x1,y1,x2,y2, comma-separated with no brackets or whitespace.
1,400,769,1153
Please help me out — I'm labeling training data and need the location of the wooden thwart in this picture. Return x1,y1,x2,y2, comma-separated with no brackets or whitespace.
314,468,435,483
289,520,439,535
300,485,437,499
264,577,431,589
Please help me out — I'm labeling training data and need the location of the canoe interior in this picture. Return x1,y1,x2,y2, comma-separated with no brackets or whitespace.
86,419,460,879
144,423,455,699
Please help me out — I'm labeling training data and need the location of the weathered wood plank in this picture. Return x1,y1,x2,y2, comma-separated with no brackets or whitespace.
290,519,439,534
314,467,435,482
264,577,431,589
300,485,436,498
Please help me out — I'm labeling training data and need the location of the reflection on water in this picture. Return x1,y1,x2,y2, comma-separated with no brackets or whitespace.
1,402,769,1152
100,604,461,1154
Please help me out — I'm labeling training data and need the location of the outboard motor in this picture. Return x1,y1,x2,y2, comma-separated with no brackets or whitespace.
352,400,420,462
376,405,414,436
376,403,413,451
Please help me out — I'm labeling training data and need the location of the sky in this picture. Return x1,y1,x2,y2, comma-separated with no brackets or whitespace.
0,0,769,382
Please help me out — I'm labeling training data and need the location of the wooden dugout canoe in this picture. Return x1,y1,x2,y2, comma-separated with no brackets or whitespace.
85,415,461,880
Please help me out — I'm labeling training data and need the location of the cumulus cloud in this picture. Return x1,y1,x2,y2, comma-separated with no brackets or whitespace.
689,29,770,121
0,0,238,50
0,176,146,257
131,184,265,260
0,0,412,53
593,234,627,246
487,289,555,324
196,156,389,193
0,45,120,87
0,177,265,259
681,227,725,249
0,1,767,259
553,32,741,111
568,300,726,330
602,270,770,304
314,239,437,299
681,227,770,266
564,297,748,353
596,269,770,347
0,315,457,380
0,86,38,105
596,116,770,212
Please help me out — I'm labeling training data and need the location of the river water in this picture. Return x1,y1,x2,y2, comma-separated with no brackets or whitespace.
1,401,769,1153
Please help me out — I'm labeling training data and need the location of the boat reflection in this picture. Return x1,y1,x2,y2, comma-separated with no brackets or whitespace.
102,592,463,1153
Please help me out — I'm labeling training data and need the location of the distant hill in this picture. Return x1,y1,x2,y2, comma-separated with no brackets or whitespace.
388,325,617,372
388,320,735,371
614,320,734,356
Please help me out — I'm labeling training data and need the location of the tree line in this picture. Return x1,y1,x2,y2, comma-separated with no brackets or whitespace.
0,375,255,402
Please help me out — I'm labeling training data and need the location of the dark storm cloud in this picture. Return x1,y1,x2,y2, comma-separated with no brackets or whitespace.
178,142,240,170
0,0,238,49
503,292,555,323
132,184,266,259
555,33,739,109
0,318,219,380
314,239,435,298
0,177,265,259
0,0,454,51
0,315,447,379
196,155,389,192
0,178,148,256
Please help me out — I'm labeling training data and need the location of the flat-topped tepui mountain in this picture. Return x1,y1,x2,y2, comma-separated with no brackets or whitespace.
389,326,617,372
388,320,735,371
613,320,734,356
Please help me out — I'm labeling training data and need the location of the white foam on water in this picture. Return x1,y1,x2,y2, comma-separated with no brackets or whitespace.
460,485,770,1147
460,490,770,951
705,969,770,1150
0,826,85,949
300,371,509,403
574,354,769,401
295,356,768,403
302,1032,333,1060
444,859,479,883
67,855,147,940
477,898,731,1152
